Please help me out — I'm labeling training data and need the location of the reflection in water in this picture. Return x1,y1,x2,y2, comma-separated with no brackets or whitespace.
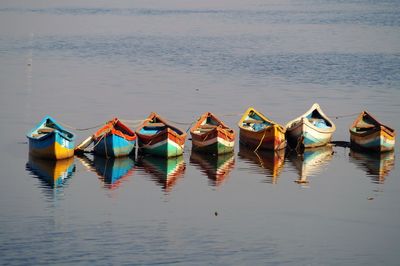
140,155,186,192
289,145,334,185
349,150,395,184
26,156,75,189
77,154,135,189
190,151,235,187
238,144,285,184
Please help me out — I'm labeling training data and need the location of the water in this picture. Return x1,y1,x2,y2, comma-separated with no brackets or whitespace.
1,0,400,264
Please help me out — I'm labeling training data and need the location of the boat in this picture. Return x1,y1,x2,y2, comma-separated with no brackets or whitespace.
27,116,75,159
190,112,235,154
349,150,395,184
238,107,286,151
141,155,186,192
91,118,137,157
136,112,187,158
238,143,285,183
289,145,333,184
349,111,395,152
26,155,75,188
190,151,235,187
285,103,336,149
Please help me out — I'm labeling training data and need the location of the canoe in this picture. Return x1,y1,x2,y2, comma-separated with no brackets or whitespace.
26,155,75,188
141,155,186,192
190,151,235,187
136,112,187,158
285,103,336,149
349,111,395,152
92,118,137,157
238,107,286,151
27,116,75,159
190,112,235,154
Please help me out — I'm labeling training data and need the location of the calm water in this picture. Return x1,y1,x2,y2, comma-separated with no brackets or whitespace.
1,0,400,265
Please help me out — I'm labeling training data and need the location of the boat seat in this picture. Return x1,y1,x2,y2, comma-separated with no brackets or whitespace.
356,121,376,129
243,119,263,124
196,128,214,133
145,123,166,128
37,127,55,134
198,124,218,129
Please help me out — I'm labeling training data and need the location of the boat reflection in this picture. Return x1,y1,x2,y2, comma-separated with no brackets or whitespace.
140,155,186,192
238,144,285,183
77,154,135,189
349,150,395,183
289,145,333,185
26,156,75,188
190,151,235,187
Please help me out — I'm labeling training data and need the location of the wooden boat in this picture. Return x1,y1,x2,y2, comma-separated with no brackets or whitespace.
289,145,333,184
91,118,137,157
285,103,336,149
238,107,286,151
26,155,75,188
349,150,395,183
136,112,187,158
238,144,285,183
27,116,75,159
190,112,235,154
349,111,395,152
190,151,235,187
141,155,186,192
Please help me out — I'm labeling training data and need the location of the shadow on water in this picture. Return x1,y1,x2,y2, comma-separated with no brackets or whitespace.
190,151,235,187
288,145,334,186
26,156,75,197
137,155,186,193
76,154,135,189
349,150,395,184
238,144,285,184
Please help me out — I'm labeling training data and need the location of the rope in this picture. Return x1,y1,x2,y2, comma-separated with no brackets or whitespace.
334,112,359,119
58,121,104,131
166,119,193,126
254,130,266,152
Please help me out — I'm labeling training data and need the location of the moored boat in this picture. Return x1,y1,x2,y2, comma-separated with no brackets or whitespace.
285,103,336,149
190,112,235,154
27,116,75,159
136,112,187,158
92,118,137,157
349,111,395,152
238,107,286,151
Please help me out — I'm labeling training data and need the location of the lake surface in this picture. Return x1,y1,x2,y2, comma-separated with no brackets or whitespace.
1,0,400,265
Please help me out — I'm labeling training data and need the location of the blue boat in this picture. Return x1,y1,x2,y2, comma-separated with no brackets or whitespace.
27,116,75,159
94,156,136,188
92,118,137,158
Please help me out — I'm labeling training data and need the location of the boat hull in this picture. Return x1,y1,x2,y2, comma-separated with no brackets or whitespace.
239,124,286,151
140,129,185,158
286,118,333,148
350,127,395,152
94,134,136,157
192,129,234,154
28,132,74,160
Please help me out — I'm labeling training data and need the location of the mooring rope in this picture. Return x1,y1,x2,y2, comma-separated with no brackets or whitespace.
58,121,105,131
334,112,359,119
254,130,266,152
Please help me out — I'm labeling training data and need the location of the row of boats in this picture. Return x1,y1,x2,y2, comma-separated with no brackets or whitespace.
26,145,395,191
26,103,396,160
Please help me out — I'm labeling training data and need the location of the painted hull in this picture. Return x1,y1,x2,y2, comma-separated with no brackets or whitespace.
349,111,395,152
286,104,336,149
28,130,74,160
286,118,333,148
190,112,235,155
192,129,234,154
239,125,286,151
94,134,136,157
136,113,186,158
